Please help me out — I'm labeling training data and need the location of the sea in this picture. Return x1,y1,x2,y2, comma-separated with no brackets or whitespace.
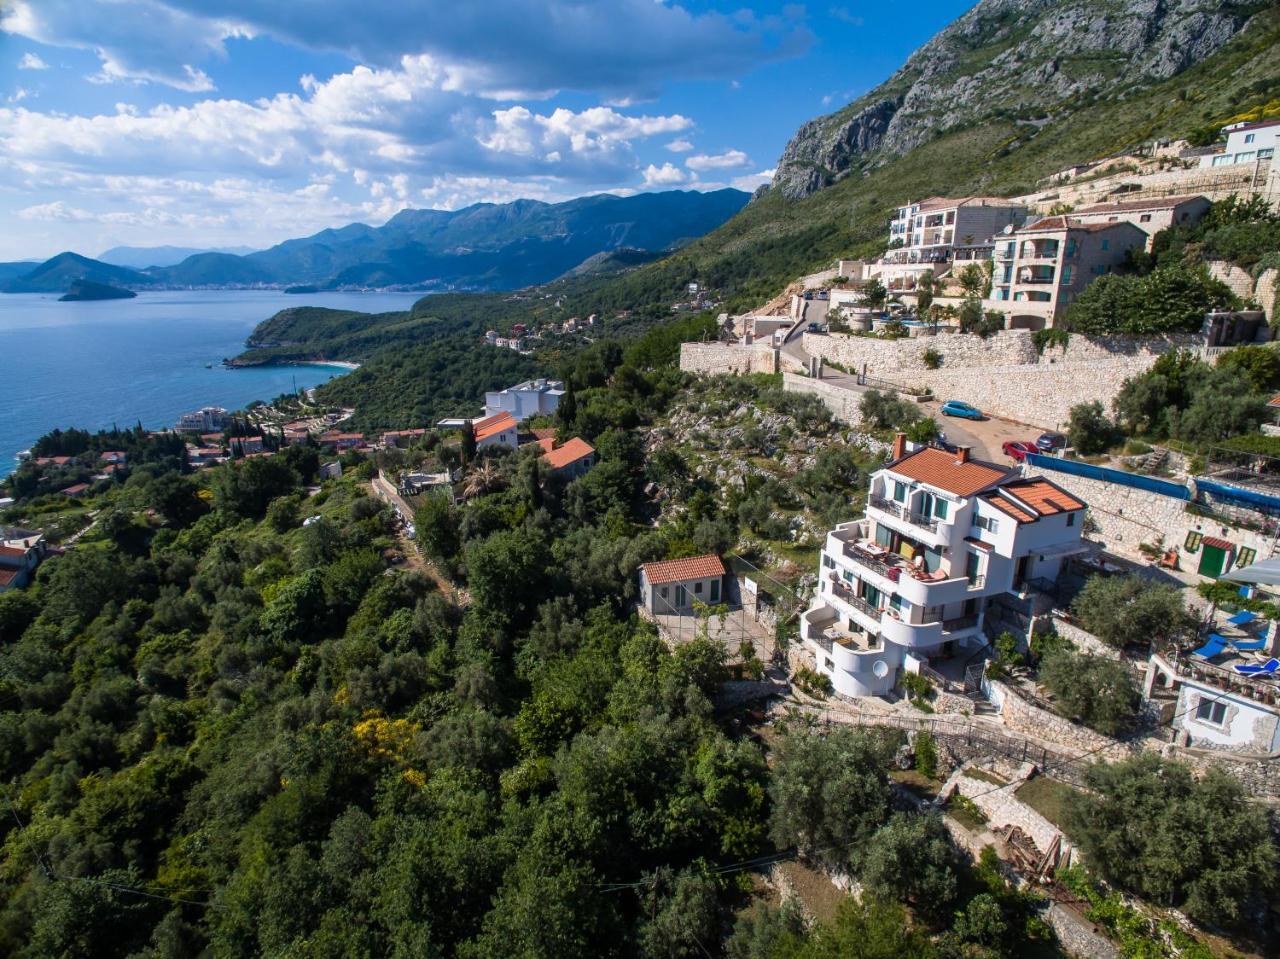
0,289,425,478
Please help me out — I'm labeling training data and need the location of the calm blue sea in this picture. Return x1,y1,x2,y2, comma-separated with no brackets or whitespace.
0,289,424,477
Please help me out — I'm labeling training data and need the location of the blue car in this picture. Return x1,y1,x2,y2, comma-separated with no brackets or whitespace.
940,400,983,420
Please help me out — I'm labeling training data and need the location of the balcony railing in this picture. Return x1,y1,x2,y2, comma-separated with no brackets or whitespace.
868,495,939,532
841,544,897,580
942,614,980,633
831,579,883,622
1016,275,1056,285
966,574,987,590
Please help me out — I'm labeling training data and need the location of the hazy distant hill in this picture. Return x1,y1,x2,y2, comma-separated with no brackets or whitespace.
2,252,155,294
151,189,749,291
98,244,259,269
0,262,38,285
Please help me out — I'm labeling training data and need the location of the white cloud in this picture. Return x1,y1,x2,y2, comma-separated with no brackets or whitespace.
731,168,774,192
665,138,694,153
641,162,690,187
8,88,29,104
18,200,94,221
4,0,810,96
18,53,49,70
686,149,750,172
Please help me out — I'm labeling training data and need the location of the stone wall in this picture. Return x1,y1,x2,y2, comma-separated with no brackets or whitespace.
1047,616,1124,661
800,330,1199,429
679,342,778,375
989,679,1125,755
1207,260,1257,302
781,372,866,426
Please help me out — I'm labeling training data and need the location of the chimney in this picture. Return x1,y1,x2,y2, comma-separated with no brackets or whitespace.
892,433,907,460
955,446,971,464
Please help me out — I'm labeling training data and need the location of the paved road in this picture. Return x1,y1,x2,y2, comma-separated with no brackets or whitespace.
780,325,1038,464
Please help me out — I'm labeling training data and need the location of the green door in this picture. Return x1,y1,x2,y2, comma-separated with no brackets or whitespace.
1198,544,1227,578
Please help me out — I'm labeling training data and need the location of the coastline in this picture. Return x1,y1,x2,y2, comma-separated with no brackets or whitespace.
225,357,361,371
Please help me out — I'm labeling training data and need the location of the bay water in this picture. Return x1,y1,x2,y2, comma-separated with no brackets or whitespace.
0,289,423,477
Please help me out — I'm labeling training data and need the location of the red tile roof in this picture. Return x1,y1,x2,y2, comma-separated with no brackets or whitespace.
887,447,1010,497
543,437,595,470
1019,216,1139,234
530,427,557,440
0,545,28,559
999,478,1085,517
0,569,19,586
1074,195,1204,215
983,496,1037,524
61,484,90,496
1267,393,1280,409
641,554,725,586
473,412,517,441
1202,536,1234,551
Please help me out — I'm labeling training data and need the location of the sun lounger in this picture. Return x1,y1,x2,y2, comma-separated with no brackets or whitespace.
1231,636,1267,651
1232,658,1280,676
1189,635,1228,659
1226,610,1259,627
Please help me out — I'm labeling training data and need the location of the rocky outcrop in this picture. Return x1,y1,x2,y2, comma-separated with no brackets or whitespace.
771,0,1260,200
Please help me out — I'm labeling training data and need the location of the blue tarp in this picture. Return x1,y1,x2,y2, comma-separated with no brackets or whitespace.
1024,454,1191,500
1195,478,1280,516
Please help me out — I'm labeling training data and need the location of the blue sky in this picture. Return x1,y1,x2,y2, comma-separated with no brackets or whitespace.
0,1,973,261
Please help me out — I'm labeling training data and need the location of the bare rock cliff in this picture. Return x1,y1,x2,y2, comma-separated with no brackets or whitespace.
770,0,1260,200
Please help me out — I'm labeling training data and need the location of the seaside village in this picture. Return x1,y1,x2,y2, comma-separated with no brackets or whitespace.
6,114,1280,947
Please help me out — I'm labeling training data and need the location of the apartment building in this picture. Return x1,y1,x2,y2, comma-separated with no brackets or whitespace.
1070,195,1210,249
801,437,1086,698
987,217,1147,329
484,378,565,422
879,197,1027,292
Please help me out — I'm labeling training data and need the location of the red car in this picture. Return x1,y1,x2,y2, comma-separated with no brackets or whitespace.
1001,440,1037,462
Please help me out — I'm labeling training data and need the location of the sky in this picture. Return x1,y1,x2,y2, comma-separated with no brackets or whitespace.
0,0,974,261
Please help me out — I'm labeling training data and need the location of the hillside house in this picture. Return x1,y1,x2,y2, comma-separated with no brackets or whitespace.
317,431,365,452
176,406,230,433
1199,119,1279,169
539,437,595,479
639,554,726,615
0,529,46,593
987,217,1148,329
1146,653,1280,754
878,197,1027,293
1070,195,1210,250
472,412,518,450
484,378,565,421
801,436,1087,698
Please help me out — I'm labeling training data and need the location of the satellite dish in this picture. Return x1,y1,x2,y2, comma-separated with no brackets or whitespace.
872,660,889,679
1002,224,1015,235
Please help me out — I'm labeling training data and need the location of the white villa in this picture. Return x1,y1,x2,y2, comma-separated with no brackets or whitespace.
175,406,230,433
484,378,565,422
1146,652,1280,754
1199,119,1278,169
879,196,1027,293
801,436,1088,698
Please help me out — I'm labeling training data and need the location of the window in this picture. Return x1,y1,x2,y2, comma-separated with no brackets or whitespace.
660,586,668,599
1066,512,1076,527
823,554,834,570
933,498,949,520
1195,698,1227,727
710,579,720,602
1184,531,1202,553
974,515,999,533
1245,133,1256,144
1235,547,1257,570
1061,265,1073,286
694,581,703,594
824,657,834,671
1100,239,1110,251
893,481,907,504
1140,213,1152,223
1259,148,1274,159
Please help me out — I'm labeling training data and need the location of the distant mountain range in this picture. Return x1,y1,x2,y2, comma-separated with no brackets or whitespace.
97,245,260,269
3,189,748,295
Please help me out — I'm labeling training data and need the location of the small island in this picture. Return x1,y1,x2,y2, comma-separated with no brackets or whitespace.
58,279,137,301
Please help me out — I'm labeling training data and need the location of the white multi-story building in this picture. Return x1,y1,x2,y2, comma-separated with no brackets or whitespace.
801,438,1087,698
879,197,1027,293
175,406,230,433
1199,119,1278,169
484,378,565,421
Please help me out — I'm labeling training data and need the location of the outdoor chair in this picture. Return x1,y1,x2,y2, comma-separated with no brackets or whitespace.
1189,634,1229,659
1226,610,1259,627
1231,636,1268,652
1232,658,1280,676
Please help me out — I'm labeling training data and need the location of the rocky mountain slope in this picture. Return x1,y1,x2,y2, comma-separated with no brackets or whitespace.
2,252,155,294
772,0,1265,199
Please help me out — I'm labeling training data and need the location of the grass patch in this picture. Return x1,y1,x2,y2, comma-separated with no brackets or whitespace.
963,767,1009,787
890,769,942,799
1014,776,1080,829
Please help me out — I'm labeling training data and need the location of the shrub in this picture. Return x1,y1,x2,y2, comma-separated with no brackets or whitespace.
1066,401,1122,455
913,731,938,780
1070,574,1198,650
858,389,918,431
793,666,832,699
922,347,942,370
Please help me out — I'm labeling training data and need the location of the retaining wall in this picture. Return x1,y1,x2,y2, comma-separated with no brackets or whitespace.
780,372,866,426
679,342,778,375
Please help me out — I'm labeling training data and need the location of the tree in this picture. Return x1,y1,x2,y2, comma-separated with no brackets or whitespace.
414,493,461,571
459,425,477,466
859,278,887,311
212,456,300,519
956,263,986,298
769,727,899,870
859,813,957,917
1113,350,1208,438
637,868,721,959
1063,265,1237,335
859,390,917,431
915,270,939,317
1070,574,1197,650
1216,344,1280,393
461,461,504,500
1066,401,1121,455
1065,755,1277,926
1038,646,1141,736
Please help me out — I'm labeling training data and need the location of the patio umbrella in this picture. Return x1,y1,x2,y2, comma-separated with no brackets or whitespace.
1222,558,1280,587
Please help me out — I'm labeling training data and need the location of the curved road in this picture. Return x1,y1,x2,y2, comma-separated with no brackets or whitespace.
780,324,1037,464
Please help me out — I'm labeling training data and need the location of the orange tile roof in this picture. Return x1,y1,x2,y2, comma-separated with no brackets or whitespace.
543,437,594,470
473,412,517,441
887,448,1009,497
0,569,19,586
999,478,1085,517
0,545,28,559
641,554,725,586
1019,216,1138,234
1267,393,1280,408
530,427,557,440
983,496,1037,524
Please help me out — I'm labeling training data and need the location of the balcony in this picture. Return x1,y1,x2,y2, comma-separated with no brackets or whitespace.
1016,275,1056,285
880,609,983,649
832,579,881,621
868,495,939,533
